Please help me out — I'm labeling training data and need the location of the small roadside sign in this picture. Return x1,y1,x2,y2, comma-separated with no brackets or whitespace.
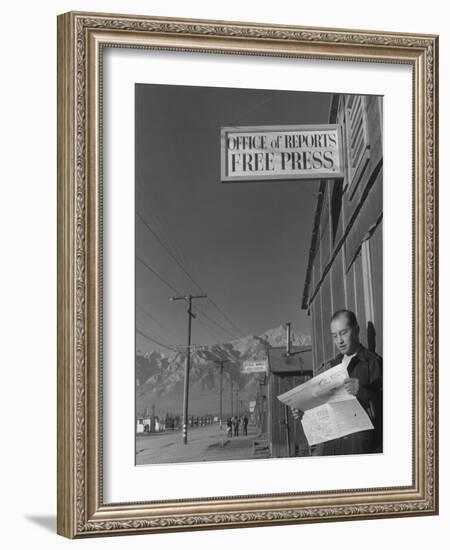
242,360,268,374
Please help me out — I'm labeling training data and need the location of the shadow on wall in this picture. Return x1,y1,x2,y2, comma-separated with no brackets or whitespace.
367,320,376,353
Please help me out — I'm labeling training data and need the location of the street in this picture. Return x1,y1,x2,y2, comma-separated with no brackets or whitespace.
136,422,267,465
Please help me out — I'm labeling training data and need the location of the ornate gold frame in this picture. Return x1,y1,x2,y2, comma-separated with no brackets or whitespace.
57,11,439,538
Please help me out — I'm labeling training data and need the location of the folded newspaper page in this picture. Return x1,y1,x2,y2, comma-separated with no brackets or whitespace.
277,363,374,446
277,363,350,410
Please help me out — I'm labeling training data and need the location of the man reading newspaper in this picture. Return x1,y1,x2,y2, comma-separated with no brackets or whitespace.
280,310,382,456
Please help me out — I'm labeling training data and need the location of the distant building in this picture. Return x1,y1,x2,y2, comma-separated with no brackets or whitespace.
302,94,383,374
136,415,168,433
136,416,151,434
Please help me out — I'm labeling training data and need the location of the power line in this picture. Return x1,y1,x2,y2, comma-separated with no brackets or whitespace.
137,210,246,337
193,305,239,340
136,326,178,352
194,314,225,342
136,255,182,296
136,257,235,341
136,304,181,341
136,182,190,269
206,298,245,338
136,254,241,341
137,211,204,293
138,298,233,355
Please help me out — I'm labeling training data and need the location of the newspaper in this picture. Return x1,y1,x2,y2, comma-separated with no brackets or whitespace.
277,363,374,446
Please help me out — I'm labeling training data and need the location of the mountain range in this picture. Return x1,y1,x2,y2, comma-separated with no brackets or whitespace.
136,324,311,417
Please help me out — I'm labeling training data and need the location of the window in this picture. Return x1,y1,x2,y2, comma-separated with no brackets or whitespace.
331,179,344,243
344,95,370,198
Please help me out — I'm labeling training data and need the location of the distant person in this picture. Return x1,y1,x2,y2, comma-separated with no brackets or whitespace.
232,415,239,437
226,417,233,438
291,309,382,455
242,416,249,436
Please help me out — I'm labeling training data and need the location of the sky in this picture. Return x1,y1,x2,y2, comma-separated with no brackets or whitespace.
135,83,333,355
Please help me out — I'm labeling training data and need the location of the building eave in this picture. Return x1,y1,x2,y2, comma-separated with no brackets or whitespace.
301,93,341,310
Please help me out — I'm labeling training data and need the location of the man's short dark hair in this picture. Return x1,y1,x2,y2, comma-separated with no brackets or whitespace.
330,309,359,328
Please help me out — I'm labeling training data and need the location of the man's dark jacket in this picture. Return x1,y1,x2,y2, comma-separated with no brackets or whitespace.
321,344,383,456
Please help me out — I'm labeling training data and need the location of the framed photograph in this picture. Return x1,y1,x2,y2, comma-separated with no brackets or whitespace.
57,11,439,538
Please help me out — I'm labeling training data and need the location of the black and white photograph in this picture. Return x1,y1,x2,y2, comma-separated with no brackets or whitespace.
134,83,383,466
1,0,443,544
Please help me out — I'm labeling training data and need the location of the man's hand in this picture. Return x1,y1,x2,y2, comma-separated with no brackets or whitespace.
291,407,304,421
343,377,359,396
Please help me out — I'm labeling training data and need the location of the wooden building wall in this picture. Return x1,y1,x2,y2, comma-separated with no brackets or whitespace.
268,373,310,457
305,94,383,374
254,386,267,435
266,347,312,457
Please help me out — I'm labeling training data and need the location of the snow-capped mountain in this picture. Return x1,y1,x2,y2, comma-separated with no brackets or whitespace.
136,325,310,416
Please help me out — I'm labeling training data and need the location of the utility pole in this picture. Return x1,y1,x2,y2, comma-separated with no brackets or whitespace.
230,376,234,418
213,360,227,429
170,294,207,444
219,362,223,429
286,322,291,355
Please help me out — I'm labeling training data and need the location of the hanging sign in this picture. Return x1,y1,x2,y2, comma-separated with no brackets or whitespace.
242,360,268,374
221,124,344,182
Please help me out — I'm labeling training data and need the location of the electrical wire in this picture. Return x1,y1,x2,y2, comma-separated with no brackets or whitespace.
137,210,246,337
136,326,178,353
136,255,181,296
137,254,241,341
136,304,181,341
